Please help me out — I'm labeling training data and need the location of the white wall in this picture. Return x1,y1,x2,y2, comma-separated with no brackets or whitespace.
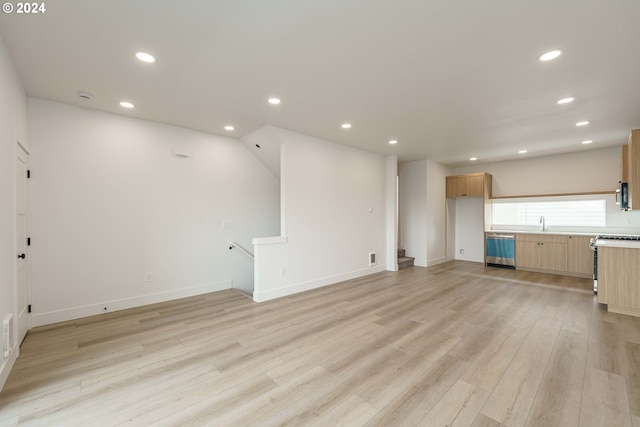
454,197,484,262
398,160,452,267
28,99,280,325
399,160,427,266
455,147,620,197
0,36,27,390
425,160,450,265
253,127,387,302
385,155,398,271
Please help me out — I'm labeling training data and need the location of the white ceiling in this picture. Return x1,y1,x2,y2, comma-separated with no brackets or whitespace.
1,0,640,166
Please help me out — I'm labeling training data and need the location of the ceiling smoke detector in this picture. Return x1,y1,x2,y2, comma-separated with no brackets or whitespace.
77,91,93,100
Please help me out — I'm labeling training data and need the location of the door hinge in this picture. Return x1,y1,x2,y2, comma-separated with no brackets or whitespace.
27,170,31,178
28,304,31,313
27,237,31,246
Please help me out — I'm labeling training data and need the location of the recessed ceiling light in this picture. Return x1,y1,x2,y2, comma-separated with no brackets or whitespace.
576,121,590,126
539,49,564,62
224,125,235,131
389,140,398,145
119,101,135,109
470,157,477,161
518,150,528,154
135,52,156,63
268,98,281,105
341,123,352,129
557,97,575,105
581,140,593,144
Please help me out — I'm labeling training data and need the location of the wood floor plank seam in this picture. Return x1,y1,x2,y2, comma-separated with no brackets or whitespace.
2,261,636,427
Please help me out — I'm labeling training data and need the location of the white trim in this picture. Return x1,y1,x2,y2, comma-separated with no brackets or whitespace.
427,256,450,267
385,155,398,271
31,280,232,327
0,344,18,392
253,265,386,302
252,236,287,245
280,144,286,236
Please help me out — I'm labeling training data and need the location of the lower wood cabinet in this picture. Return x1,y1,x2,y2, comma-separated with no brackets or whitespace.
567,235,594,275
514,233,593,278
598,246,640,317
515,234,568,272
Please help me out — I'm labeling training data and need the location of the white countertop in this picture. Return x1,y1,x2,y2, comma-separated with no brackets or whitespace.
594,239,640,249
486,229,640,248
487,230,598,236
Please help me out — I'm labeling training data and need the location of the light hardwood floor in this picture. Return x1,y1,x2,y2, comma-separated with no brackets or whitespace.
1,261,639,426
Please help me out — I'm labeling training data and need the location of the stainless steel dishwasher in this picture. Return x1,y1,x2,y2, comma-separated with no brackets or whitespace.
485,234,515,269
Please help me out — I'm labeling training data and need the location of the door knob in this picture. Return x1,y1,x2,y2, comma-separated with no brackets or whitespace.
17,253,25,259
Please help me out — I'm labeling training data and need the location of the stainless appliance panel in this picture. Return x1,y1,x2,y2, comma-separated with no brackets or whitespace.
486,234,515,269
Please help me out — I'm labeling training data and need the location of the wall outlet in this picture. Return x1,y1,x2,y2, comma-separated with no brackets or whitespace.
222,220,231,229
459,249,465,254
280,267,286,276
145,272,153,282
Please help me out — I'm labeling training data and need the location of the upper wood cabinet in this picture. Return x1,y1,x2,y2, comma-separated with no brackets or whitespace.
446,173,492,198
628,129,640,210
621,144,629,183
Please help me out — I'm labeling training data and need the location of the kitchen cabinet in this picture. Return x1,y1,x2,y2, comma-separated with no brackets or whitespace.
621,144,629,183
446,173,491,198
628,129,640,210
515,234,568,272
598,246,640,317
449,172,493,263
514,233,593,278
567,235,594,275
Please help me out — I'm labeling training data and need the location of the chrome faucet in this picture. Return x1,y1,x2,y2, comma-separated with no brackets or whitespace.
539,216,547,231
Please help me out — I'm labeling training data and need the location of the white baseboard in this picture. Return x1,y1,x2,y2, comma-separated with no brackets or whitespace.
253,265,386,302
427,256,449,267
414,258,428,267
0,343,18,393
32,280,232,327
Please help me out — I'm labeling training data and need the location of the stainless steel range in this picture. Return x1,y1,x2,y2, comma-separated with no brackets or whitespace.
590,234,640,293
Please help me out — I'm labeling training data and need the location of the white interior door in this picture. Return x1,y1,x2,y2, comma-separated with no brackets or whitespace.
16,142,30,344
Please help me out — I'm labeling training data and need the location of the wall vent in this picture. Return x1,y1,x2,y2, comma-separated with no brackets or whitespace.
369,252,376,266
3,314,15,359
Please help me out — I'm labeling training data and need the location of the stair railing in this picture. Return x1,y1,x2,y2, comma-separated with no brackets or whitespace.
228,241,254,259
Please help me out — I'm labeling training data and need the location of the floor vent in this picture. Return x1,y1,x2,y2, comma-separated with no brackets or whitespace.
369,252,376,266
3,314,15,359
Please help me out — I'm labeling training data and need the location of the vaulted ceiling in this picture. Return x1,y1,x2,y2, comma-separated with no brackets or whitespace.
1,0,639,165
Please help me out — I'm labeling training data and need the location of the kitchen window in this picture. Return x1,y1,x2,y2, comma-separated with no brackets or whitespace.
492,197,606,227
